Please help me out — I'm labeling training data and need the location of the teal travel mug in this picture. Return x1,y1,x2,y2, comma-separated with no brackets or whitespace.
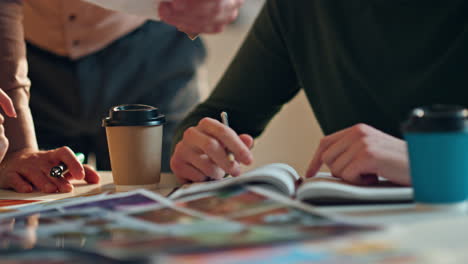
402,105,468,206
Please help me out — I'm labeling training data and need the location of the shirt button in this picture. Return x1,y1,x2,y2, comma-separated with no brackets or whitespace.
69,14,77,22
72,40,80,46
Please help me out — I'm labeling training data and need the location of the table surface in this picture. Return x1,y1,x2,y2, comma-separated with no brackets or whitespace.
0,172,180,205
0,172,466,226
1,171,468,263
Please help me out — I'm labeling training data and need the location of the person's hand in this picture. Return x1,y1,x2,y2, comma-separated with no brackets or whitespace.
0,88,17,162
171,117,254,183
306,124,410,186
0,147,100,193
159,0,244,35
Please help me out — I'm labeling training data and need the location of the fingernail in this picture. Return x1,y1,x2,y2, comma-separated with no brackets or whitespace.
242,152,253,165
64,184,73,192
229,166,241,177
250,141,255,150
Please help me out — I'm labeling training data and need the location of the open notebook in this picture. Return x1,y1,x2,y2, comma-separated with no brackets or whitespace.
169,163,413,205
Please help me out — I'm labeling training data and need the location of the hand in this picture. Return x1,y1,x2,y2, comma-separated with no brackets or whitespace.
171,117,254,183
0,88,17,163
306,124,410,186
159,0,244,35
0,147,100,193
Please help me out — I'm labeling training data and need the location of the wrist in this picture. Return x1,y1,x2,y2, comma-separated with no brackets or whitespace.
0,147,38,174
3,147,37,162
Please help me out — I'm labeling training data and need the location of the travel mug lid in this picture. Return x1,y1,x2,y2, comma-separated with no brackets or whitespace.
102,104,166,127
402,104,468,133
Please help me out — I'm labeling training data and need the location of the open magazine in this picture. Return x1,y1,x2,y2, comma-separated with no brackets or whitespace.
169,163,413,205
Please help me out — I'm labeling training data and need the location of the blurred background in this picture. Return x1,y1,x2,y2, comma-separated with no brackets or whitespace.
200,0,324,176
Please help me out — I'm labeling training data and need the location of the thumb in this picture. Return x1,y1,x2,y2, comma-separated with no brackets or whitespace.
239,134,254,149
0,89,16,118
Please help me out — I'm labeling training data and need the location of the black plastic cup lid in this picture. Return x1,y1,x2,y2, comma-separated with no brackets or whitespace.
402,104,468,133
102,104,165,127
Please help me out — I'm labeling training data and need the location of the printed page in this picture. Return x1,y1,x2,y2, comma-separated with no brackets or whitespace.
173,185,346,223
169,163,300,200
0,184,379,259
297,173,413,205
170,185,377,246
0,189,244,258
0,189,172,220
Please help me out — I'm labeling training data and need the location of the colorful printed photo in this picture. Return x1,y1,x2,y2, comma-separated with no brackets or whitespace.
175,186,278,218
131,207,200,225
63,192,162,212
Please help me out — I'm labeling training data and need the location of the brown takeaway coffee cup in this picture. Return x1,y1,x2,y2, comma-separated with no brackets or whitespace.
102,104,166,191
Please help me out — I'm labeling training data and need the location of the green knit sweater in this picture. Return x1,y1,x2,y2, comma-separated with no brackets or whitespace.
173,0,468,149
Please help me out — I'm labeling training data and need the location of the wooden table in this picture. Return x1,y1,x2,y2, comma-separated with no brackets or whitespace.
0,172,181,210
1,172,468,263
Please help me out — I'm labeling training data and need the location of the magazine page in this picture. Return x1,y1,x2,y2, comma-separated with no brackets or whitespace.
170,185,377,244
0,189,172,220
0,247,124,264
0,190,245,259
173,185,349,223
0,184,379,260
169,163,300,200
297,173,413,205
160,217,468,264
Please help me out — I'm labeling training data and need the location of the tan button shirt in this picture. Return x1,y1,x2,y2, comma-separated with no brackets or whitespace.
0,0,147,92
23,0,147,59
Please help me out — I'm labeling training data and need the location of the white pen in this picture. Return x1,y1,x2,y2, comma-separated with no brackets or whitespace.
220,111,236,162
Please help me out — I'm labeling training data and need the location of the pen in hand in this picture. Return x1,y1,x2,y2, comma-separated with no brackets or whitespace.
220,111,236,162
49,152,85,178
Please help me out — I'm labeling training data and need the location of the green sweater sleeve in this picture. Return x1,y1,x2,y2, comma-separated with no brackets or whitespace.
172,0,299,151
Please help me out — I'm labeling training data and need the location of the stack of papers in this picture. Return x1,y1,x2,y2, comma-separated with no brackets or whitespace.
0,186,375,261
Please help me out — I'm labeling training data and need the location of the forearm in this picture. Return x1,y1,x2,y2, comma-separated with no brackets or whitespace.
4,88,38,153
0,0,37,153
0,0,30,92
172,0,299,151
